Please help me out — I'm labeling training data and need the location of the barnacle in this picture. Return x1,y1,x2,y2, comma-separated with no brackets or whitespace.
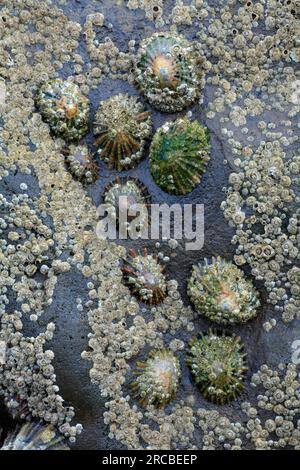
187,331,247,405
122,248,167,304
103,177,150,233
36,79,90,141
132,349,181,407
150,117,211,195
135,32,204,113
63,144,98,184
188,257,260,325
94,93,152,171
1,422,69,450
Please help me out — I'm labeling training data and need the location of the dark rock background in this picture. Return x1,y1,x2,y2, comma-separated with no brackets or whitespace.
0,0,298,450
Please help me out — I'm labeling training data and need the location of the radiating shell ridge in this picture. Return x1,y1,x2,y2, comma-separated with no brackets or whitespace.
135,32,204,113
187,331,247,405
104,177,150,232
1,422,69,450
64,144,98,184
132,349,181,407
188,256,260,325
94,93,152,171
36,79,90,141
122,248,167,305
150,117,211,195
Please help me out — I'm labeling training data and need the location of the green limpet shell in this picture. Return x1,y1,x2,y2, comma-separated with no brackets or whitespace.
122,248,167,305
132,349,181,407
94,93,152,171
104,177,150,231
150,117,211,195
187,330,247,405
1,422,69,450
188,256,260,325
135,32,204,113
36,79,90,141
64,144,98,184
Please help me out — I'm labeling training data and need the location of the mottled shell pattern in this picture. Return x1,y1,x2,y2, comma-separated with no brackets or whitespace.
94,93,152,171
64,144,98,184
187,331,247,405
188,256,260,325
135,32,204,113
122,248,167,305
36,79,90,141
1,422,69,450
104,177,150,233
132,349,181,407
150,117,211,195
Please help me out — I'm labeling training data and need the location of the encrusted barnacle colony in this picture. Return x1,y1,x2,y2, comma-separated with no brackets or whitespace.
94,93,152,171
122,248,167,304
1,422,69,451
63,144,98,184
104,177,150,233
134,32,204,113
132,349,181,407
188,257,260,325
187,331,247,405
150,117,211,195
36,79,90,141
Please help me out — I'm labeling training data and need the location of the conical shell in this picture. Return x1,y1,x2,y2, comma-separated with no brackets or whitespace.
36,79,90,142
1,422,69,450
150,117,210,195
94,94,152,171
135,32,204,113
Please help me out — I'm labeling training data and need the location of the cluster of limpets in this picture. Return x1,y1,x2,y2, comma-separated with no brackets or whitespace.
36,78,98,184
34,31,260,412
184,257,260,404
36,32,209,195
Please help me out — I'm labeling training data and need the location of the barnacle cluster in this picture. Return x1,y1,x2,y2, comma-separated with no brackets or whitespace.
197,408,246,450
243,363,300,450
132,349,181,407
94,94,152,171
222,143,300,323
187,331,247,405
127,1,165,25
122,249,167,304
36,79,90,141
150,117,211,195
1,422,69,450
188,257,260,325
0,189,59,321
64,144,98,184
135,32,204,113
0,311,82,440
103,177,150,234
